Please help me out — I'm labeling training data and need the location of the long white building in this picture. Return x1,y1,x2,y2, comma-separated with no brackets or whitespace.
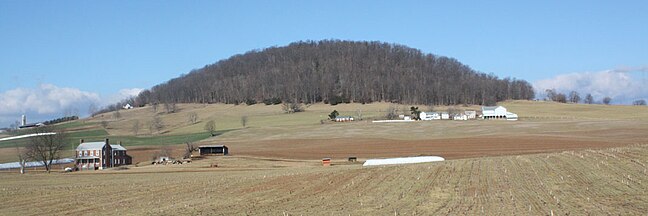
481,106,518,121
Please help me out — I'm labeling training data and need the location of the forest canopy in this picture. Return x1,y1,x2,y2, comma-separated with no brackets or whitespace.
132,40,534,108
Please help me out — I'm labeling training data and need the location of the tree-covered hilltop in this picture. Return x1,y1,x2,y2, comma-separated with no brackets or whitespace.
134,40,534,107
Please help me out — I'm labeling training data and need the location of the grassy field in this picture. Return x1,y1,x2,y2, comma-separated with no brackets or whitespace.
1,100,648,163
0,144,646,215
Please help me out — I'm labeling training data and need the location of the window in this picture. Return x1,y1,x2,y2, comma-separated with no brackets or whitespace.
90,151,94,156
78,151,82,157
84,151,88,156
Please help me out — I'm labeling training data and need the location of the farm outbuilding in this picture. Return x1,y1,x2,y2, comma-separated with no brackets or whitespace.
419,112,440,120
440,112,450,120
465,111,477,119
482,106,518,120
198,145,229,156
334,116,354,122
453,114,468,121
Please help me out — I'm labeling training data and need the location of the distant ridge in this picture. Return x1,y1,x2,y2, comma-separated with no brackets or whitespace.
127,40,534,109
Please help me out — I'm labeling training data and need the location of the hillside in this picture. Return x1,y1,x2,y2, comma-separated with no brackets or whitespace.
125,40,534,109
2,101,648,164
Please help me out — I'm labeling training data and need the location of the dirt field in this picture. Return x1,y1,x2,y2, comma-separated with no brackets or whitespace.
1,145,646,215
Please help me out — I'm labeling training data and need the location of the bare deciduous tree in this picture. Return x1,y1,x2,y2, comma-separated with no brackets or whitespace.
15,145,26,174
188,112,198,124
568,91,581,103
151,103,159,113
132,120,140,136
555,93,567,103
584,94,594,104
150,116,164,134
240,116,248,128
184,141,197,159
281,102,304,113
164,103,177,114
385,105,398,120
602,97,612,105
204,120,216,136
633,99,647,106
24,127,68,173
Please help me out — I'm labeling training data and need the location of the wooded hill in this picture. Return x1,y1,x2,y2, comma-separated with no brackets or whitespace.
134,40,534,106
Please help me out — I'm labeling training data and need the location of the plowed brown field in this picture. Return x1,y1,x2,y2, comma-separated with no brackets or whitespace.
1,145,646,215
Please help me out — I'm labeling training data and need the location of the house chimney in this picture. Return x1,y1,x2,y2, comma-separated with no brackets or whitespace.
80,139,84,144
105,138,109,145
119,141,122,145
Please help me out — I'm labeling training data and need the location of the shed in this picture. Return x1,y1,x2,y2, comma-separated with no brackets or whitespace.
198,145,229,156
322,158,331,166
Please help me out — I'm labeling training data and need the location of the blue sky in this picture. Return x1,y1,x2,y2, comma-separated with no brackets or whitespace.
1,1,647,127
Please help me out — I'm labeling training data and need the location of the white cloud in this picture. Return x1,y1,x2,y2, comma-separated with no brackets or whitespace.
0,84,143,127
534,68,648,104
105,88,143,105
0,84,100,115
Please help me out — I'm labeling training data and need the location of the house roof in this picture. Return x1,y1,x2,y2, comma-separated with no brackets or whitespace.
76,142,105,151
111,145,127,151
199,145,227,148
76,142,128,151
481,106,503,111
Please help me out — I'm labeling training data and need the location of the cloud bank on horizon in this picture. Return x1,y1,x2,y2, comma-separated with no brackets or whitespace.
533,67,648,104
0,84,141,127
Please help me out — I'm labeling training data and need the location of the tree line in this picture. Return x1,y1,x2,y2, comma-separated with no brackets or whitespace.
99,40,535,115
544,89,646,105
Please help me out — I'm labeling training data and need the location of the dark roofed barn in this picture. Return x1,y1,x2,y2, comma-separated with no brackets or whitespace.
198,145,228,156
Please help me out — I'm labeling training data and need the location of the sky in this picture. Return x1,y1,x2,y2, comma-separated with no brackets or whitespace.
1,1,647,127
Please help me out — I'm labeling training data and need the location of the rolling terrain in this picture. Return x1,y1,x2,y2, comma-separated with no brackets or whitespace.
0,144,646,215
1,101,647,214
1,100,648,163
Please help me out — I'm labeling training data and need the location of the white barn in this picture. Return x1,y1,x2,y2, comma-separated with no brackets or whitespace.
481,106,507,119
482,106,518,120
419,112,440,120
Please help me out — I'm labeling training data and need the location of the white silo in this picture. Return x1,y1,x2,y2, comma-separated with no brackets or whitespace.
21,115,26,126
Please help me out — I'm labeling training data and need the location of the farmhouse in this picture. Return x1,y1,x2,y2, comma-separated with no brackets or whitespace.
198,145,229,156
75,139,132,170
481,106,518,120
123,103,133,109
